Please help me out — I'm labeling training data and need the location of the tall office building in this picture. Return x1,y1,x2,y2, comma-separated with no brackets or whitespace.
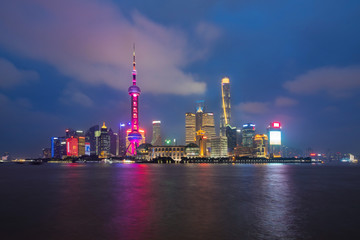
86,125,99,156
202,113,216,139
51,137,66,158
118,123,127,156
66,137,78,157
99,122,110,158
75,130,85,156
151,121,162,146
267,122,282,158
210,136,228,158
242,123,256,147
195,100,204,132
109,128,118,156
226,125,237,153
254,134,268,158
185,113,196,144
220,77,231,137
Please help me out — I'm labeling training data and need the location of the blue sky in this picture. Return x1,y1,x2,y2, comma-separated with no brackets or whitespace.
0,0,360,157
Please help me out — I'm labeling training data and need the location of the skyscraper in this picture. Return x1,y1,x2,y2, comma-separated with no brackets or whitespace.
85,125,99,156
267,122,282,158
126,46,142,155
118,123,127,156
99,122,110,158
202,113,216,140
220,77,231,137
151,121,162,146
254,134,268,158
226,125,237,153
109,128,118,156
210,136,228,158
242,123,256,147
185,113,196,144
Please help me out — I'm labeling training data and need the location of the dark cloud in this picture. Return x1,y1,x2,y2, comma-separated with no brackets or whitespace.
283,66,360,97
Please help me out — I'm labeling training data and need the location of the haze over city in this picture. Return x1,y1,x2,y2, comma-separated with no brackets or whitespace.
1,0,360,157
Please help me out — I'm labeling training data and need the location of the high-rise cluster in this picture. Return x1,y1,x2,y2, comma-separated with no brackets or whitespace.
184,77,283,159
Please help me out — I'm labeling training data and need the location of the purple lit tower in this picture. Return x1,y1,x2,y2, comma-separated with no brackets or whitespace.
126,46,142,155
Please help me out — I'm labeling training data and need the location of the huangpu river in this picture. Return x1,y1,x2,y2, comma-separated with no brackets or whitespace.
1,163,359,240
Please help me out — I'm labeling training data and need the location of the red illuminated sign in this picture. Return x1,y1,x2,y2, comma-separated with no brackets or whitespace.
273,122,280,128
310,153,316,157
66,137,78,156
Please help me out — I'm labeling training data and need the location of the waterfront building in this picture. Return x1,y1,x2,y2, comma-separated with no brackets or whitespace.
51,137,66,158
78,136,85,156
149,145,186,161
127,46,143,155
66,137,78,157
99,122,110,158
85,125,99,156
151,121,162,146
118,123,127,156
202,112,216,139
267,122,282,158
210,136,228,158
185,143,200,158
109,128,118,156
233,146,253,157
185,113,196,144
220,77,231,137
242,123,256,147
226,125,237,153
253,134,268,158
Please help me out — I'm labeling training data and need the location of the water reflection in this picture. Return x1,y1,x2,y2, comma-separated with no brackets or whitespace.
253,164,303,239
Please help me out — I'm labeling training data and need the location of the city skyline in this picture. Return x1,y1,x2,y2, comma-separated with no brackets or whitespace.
1,0,360,157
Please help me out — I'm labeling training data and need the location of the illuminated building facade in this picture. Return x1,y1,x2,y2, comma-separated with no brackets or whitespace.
220,77,231,137
202,113,216,140
210,136,228,158
185,143,200,158
126,47,143,155
254,134,268,158
51,137,66,158
99,122,110,158
267,122,282,158
151,121,162,146
242,123,256,147
185,113,196,144
149,146,186,161
66,137,78,157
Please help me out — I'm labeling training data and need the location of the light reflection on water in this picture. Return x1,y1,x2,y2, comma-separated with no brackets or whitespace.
0,163,359,240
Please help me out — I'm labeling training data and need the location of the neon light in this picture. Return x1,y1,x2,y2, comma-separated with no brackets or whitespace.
273,122,280,128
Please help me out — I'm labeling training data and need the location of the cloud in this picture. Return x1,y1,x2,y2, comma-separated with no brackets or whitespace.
283,65,360,97
236,101,270,114
0,0,218,95
275,96,298,107
0,58,39,88
59,89,93,107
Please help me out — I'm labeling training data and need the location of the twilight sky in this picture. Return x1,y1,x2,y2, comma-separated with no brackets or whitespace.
0,0,360,157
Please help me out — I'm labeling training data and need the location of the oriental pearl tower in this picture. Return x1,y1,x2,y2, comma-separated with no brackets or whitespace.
126,45,142,155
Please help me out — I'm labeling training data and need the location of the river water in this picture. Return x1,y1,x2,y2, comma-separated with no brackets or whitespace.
0,163,359,240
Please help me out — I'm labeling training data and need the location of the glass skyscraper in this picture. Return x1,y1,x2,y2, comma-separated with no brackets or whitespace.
220,77,231,137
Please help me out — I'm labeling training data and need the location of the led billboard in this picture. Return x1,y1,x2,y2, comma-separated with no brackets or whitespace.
269,131,281,145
